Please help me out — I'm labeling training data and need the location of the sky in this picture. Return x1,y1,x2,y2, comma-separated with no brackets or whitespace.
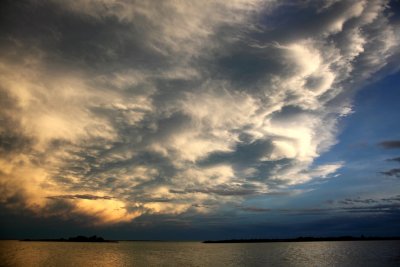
0,0,400,240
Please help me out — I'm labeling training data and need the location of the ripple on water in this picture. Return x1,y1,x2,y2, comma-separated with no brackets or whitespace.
0,240,399,267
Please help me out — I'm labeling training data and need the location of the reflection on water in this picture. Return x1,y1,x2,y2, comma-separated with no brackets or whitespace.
0,240,399,266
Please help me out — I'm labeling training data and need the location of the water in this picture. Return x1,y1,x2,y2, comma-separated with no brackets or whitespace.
0,240,399,266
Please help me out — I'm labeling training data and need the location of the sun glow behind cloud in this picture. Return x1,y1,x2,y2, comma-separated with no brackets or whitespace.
0,0,399,225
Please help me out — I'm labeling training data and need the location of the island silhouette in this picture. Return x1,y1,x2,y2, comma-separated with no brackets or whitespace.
21,235,117,243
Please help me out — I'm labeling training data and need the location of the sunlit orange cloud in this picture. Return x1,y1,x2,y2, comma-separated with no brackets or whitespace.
0,154,140,225
71,198,141,225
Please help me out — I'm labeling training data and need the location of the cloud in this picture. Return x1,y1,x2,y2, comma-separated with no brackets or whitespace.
46,194,114,200
239,194,400,215
380,168,400,178
337,195,400,212
239,203,400,215
379,140,400,149
239,206,272,213
387,157,400,163
339,197,379,205
0,0,399,225
381,195,400,202
341,203,400,214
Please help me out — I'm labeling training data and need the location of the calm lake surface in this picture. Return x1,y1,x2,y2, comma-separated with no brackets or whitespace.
0,240,399,266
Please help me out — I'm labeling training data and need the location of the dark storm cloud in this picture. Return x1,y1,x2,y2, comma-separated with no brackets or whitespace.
47,194,114,200
200,140,274,166
240,203,400,216
239,206,272,212
335,196,400,215
341,203,400,214
214,41,289,87
379,140,400,149
338,195,400,205
238,194,400,216
381,195,400,202
256,1,362,42
339,197,379,205
387,157,400,163
0,89,32,156
380,168,400,177
198,140,282,183
170,187,258,197
0,0,167,73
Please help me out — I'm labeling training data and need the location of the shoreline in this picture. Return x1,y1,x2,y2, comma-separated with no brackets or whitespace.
203,236,400,243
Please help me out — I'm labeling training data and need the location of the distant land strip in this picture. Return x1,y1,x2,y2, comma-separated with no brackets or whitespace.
203,236,400,243
20,235,117,243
